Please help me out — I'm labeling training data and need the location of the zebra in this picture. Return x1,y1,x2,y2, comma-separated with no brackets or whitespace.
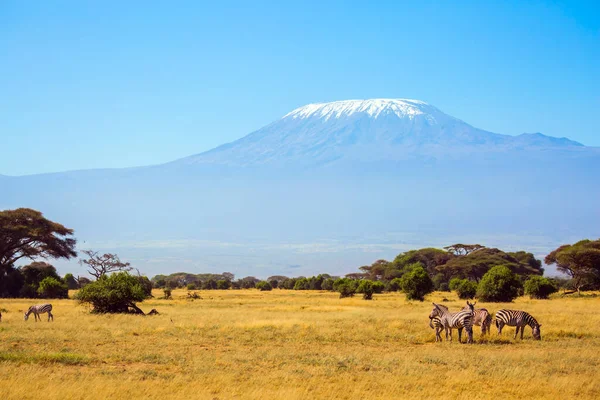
461,304,492,335
24,304,53,322
429,314,445,342
429,302,474,343
495,309,541,340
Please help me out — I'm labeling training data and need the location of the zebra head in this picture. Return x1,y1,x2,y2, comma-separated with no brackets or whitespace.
532,324,542,340
23,312,29,321
466,301,476,312
429,303,448,319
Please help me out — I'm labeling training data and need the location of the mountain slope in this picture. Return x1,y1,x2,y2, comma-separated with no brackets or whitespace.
173,99,584,167
1,98,598,277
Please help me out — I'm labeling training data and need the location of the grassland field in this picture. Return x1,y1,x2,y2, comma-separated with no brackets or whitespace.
1,289,599,399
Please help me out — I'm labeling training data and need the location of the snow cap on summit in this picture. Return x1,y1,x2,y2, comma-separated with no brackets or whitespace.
283,99,435,121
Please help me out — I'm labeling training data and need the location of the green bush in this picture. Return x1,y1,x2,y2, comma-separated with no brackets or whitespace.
399,266,433,301
372,281,385,294
524,276,559,299
356,280,375,300
216,280,231,290
163,288,172,299
438,282,450,292
386,278,402,292
256,281,273,291
64,273,79,290
136,276,154,298
476,265,522,302
187,283,197,290
75,272,147,313
37,277,68,299
455,279,478,299
334,278,358,298
321,278,335,291
449,278,462,291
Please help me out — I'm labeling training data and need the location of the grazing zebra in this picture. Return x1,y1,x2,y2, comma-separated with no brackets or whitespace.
24,304,53,322
429,302,474,343
495,309,541,340
462,304,492,335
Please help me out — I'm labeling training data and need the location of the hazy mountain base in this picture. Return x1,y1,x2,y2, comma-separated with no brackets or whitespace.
1,148,598,277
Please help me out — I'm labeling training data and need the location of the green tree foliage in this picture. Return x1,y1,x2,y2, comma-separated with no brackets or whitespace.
293,278,309,290
444,243,485,256
202,279,218,290
453,279,478,299
476,265,522,302
386,278,402,292
524,276,559,299
37,277,68,299
163,288,172,299
238,276,260,289
256,281,272,291
356,280,376,300
321,278,335,291
544,239,600,293
0,264,24,297
217,280,231,290
0,208,77,270
334,278,358,298
187,283,197,290
449,278,462,291
64,273,79,290
437,248,543,282
135,276,153,298
393,248,454,276
399,265,433,301
75,272,147,313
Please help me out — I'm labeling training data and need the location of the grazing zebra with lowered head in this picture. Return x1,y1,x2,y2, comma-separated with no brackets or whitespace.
495,309,541,340
24,304,53,322
429,302,474,343
462,304,492,335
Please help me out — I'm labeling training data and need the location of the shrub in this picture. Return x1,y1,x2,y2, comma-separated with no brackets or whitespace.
524,276,559,299
163,288,172,299
75,272,147,313
449,278,462,291
321,278,335,291
334,278,358,298
455,279,478,299
256,281,272,291
399,266,433,301
293,278,309,290
217,280,231,290
136,276,154,298
386,278,402,292
64,273,79,290
372,281,385,294
269,279,279,289
187,283,197,290
438,282,450,292
432,273,448,291
476,265,522,302
202,279,218,290
356,280,375,300
37,277,68,299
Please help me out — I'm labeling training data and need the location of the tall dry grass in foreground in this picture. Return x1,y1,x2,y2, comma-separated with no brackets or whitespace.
1,290,599,399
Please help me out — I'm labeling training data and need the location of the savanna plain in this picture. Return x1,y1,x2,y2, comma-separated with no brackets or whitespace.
1,290,599,399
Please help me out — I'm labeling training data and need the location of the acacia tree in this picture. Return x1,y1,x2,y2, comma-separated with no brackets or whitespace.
444,244,485,256
79,250,132,280
0,208,77,269
545,240,600,294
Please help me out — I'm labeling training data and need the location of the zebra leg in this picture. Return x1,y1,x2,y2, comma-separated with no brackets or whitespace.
521,325,525,340
497,321,504,335
514,326,519,339
468,327,473,344
458,327,463,343
48,311,53,322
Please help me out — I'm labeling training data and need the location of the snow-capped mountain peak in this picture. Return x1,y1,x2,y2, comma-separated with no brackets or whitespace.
283,98,436,121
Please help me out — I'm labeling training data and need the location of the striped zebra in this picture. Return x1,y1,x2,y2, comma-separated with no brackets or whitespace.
461,304,492,335
495,309,541,340
429,302,474,343
429,315,445,342
24,304,53,322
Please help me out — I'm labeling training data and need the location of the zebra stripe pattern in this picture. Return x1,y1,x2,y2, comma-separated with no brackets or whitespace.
462,305,492,335
429,315,445,342
495,309,541,340
430,303,474,343
24,303,53,322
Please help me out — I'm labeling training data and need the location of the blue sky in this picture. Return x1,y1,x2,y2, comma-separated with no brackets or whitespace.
1,0,598,176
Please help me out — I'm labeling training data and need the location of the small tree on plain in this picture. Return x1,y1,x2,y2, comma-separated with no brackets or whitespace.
75,272,147,313
455,279,478,299
524,276,558,299
399,265,433,301
256,281,272,291
37,277,68,299
476,265,522,302
356,280,375,300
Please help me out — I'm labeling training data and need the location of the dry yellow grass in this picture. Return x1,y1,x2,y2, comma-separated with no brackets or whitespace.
1,290,599,399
